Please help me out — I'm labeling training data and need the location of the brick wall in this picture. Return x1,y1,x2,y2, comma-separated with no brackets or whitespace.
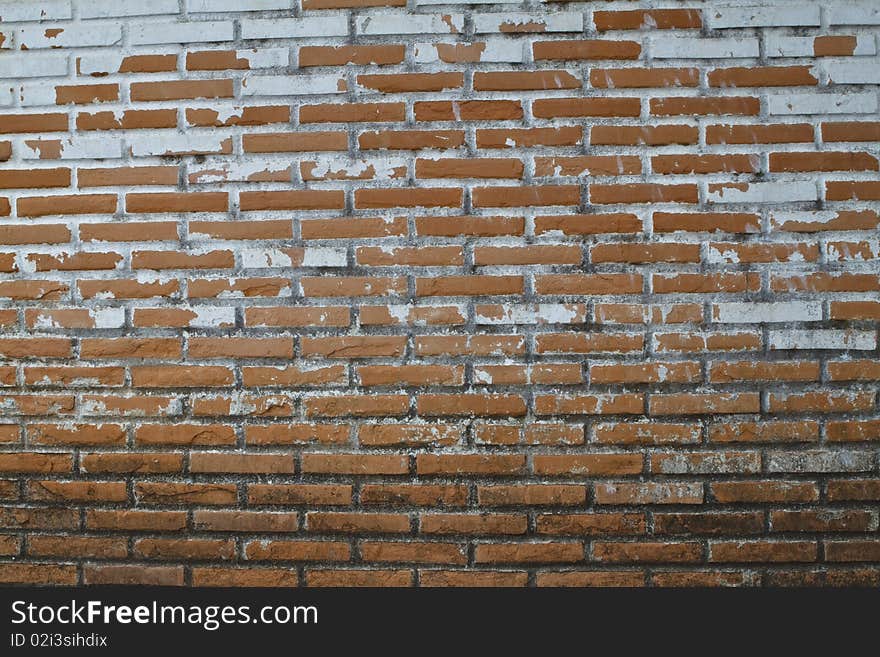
0,0,878,587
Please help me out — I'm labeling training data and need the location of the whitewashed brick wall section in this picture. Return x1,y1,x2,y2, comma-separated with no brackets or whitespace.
0,0,877,587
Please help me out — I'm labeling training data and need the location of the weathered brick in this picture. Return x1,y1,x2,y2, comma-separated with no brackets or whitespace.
0,0,875,589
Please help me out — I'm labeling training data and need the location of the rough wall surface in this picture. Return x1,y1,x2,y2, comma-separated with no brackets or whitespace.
0,0,878,587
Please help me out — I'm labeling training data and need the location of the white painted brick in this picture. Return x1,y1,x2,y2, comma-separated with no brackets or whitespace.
653,305,695,325
0,88,12,107
129,21,234,46
241,16,348,39
303,248,348,268
76,54,128,77
91,308,127,329
472,367,495,384
0,53,68,78
188,0,291,12
414,40,524,64
241,248,346,268
302,156,408,181
653,451,760,474
824,61,880,84
191,392,292,415
707,181,817,204
767,92,878,115
765,35,876,57
153,306,235,328
769,210,853,230
28,307,125,329
768,329,877,351
0,0,71,22
235,47,289,69
80,396,183,416
827,240,880,261
765,37,813,58
22,137,123,160
651,36,760,59
128,133,228,157
187,48,289,70
357,13,464,36
705,4,820,29
849,36,877,55
418,0,518,4
379,304,467,326
475,304,585,325
188,161,292,185
828,3,880,26
80,0,179,18
766,450,874,473
241,74,346,96
191,307,236,328
473,12,582,34
706,243,799,265
17,83,58,107
16,24,122,49
198,106,246,125
473,364,563,385
712,302,822,323
209,280,291,300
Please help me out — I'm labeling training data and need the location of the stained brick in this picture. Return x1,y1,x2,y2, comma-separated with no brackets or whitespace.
0,0,875,589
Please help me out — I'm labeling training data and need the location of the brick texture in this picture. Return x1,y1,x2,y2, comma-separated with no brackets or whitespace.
0,0,879,587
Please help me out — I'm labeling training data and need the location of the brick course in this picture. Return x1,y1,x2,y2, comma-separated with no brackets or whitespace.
0,0,878,587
